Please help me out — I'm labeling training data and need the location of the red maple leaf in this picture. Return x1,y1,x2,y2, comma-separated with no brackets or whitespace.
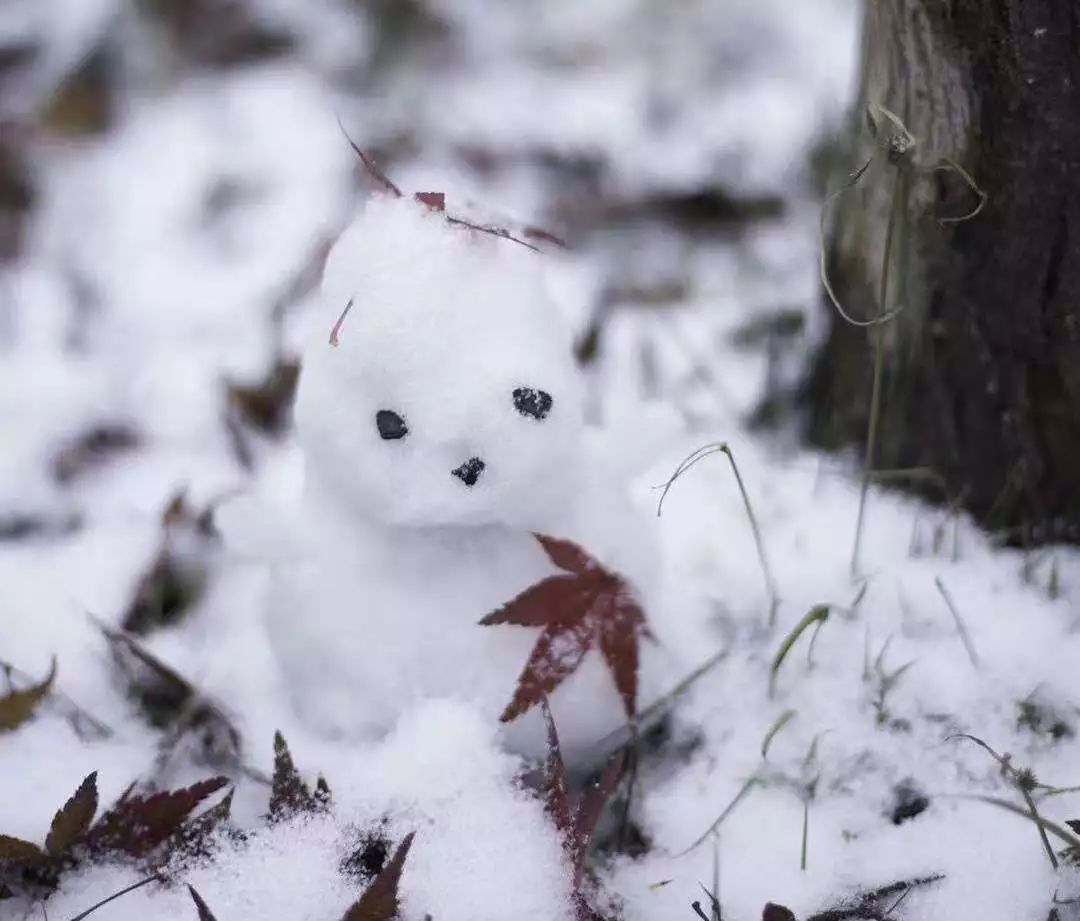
480,534,649,722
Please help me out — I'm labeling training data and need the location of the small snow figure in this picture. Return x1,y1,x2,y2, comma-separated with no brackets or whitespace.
256,193,662,761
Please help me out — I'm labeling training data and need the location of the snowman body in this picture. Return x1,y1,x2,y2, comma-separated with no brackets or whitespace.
261,196,661,760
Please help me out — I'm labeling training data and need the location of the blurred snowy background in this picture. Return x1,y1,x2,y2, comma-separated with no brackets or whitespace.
4,2,1080,921
0,0,857,533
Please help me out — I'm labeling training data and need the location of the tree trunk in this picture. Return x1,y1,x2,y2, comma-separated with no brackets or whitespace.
804,0,1080,544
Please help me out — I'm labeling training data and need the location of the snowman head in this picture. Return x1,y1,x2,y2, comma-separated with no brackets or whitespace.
294,196,582,529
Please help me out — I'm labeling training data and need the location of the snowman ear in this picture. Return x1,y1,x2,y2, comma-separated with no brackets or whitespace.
328,298,354,347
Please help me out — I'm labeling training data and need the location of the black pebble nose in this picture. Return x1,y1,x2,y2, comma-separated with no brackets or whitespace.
451,457,485,487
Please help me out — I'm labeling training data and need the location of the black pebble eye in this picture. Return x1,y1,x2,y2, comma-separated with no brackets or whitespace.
512,387,553,421
376,410,408,440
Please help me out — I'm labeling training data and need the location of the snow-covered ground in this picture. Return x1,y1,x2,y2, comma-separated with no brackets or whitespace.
2,2,1079,920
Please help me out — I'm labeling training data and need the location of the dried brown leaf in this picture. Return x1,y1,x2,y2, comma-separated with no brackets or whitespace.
122,552,207,637
51,423,139,485
0,657,56,731
85,776,228,858
97,621,242,777
122,492,217,636
226,360,300,436
98,622,194,726
0,836,42,861
45,772,98,856
225,358,301,469
38,45,114,137
169,788,235,864
342,832,415,921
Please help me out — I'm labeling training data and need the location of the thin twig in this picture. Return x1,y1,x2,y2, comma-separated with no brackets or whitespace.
800,800,810,871
335,117,402,197
884,882,914,918
335,118,553,260
68,875,163,920
445,215,540,253
710,835,721,921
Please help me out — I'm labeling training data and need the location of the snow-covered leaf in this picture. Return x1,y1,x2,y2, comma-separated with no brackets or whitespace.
0,657,56,732
268,731,332,824
85,776,229,859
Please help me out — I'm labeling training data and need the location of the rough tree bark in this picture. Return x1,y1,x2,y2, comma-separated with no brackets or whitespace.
804,1,1080,543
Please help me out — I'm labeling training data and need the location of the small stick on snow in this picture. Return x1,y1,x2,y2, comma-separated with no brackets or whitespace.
68,875,163,920
335,117,403,198
934,576,980,668
445,215,540,252
329,299,354,347
800,799,810,871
